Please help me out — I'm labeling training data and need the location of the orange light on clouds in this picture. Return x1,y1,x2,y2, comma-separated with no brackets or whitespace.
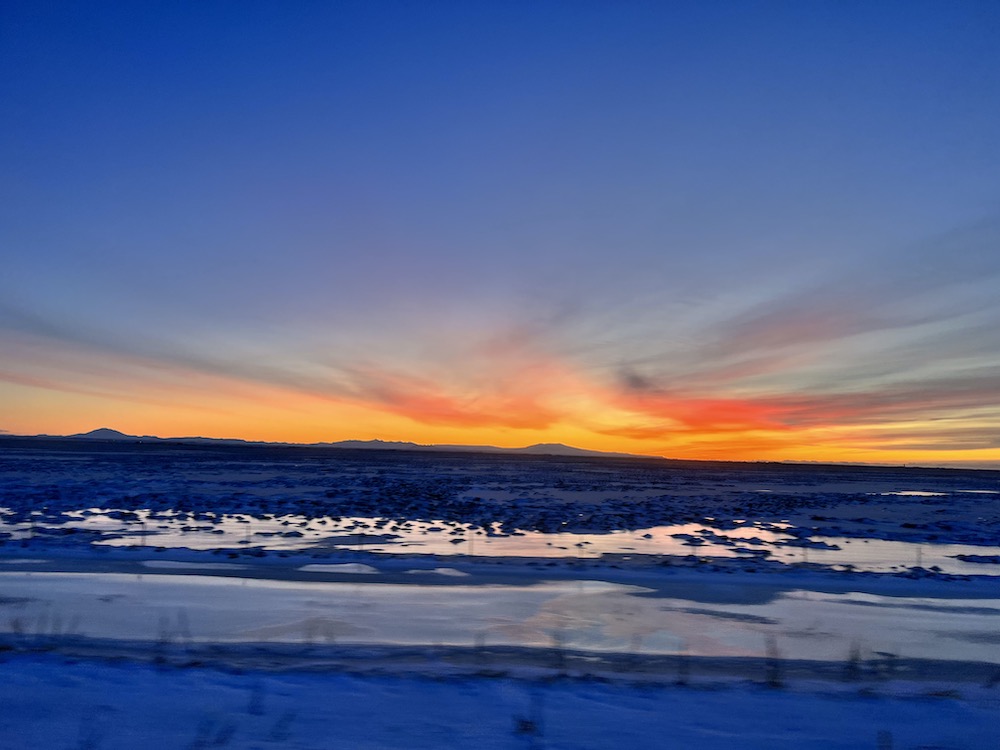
3,330,1000,469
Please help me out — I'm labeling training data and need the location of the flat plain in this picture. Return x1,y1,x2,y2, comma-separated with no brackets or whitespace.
2,437,999,748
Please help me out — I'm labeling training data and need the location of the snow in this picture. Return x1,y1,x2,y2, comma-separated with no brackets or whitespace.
407,567,471,576
2,439,1000,747
1,655,998,749
141,560,247,570
297,563,379,574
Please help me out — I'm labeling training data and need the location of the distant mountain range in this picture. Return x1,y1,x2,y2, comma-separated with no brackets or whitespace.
58,428,654,459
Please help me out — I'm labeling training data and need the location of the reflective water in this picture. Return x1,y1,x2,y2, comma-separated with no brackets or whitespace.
1,571,997,665
5,508,1000,576
875,490,1000,496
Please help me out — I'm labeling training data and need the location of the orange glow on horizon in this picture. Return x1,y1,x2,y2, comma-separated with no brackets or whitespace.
3,334,1000,469
5,372,1000,470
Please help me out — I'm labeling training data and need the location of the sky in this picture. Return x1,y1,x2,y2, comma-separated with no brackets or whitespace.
3,1,1000,467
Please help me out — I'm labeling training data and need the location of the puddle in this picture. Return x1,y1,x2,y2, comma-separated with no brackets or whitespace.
5,508,1000,576
768,537,1000,576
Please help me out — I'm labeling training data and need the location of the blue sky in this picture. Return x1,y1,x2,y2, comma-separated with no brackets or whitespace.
3,1,1000,465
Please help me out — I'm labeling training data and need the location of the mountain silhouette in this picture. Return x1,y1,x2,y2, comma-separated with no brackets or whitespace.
56,429,652,459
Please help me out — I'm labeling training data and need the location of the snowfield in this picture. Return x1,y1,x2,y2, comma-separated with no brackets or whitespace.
1,437,999,747
2,655,999,750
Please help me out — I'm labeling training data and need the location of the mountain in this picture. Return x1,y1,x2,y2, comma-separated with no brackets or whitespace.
70,428,138,440
317,439,425,450
510,443,639,458
54,429,655,459
314,439,639,458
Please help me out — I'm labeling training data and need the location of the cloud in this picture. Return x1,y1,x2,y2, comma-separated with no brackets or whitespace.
336,366,563,430
601,218,1000,423
0,299,589,432
761,373,1000,426
4,215,1000,460
607,372,1000,436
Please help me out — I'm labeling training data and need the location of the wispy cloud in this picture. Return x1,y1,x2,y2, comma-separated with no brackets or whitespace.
3,218,1000,461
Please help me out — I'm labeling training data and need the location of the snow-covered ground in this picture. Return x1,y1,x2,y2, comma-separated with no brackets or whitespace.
2,655,998,750
1,438,999,747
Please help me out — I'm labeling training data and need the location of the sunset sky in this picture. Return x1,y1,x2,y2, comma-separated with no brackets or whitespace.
3,2,1000,467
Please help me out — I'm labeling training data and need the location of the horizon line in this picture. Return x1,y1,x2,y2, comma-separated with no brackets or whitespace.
5,427,1000,473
